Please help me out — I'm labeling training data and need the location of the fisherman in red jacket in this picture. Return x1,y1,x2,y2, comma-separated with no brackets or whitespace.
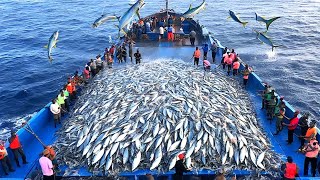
282,110,300,145
9,129,28,167
0,140,15,175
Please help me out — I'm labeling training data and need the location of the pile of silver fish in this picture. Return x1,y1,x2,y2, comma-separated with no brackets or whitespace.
55,60,283,177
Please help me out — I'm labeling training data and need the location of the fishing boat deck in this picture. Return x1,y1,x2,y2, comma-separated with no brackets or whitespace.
3,12,315,180
3,36,312,180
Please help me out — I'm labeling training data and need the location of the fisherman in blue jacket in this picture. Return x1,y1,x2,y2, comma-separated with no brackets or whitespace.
202,43,209,60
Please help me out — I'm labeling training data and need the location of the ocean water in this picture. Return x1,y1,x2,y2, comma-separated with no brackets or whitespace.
0,0,319,137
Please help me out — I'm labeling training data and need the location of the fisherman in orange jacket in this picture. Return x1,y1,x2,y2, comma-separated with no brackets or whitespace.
0,140,15,175
9,129,28,167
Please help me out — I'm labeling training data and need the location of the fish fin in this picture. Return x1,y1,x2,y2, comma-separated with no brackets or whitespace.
189,4,192,10
266,17,280,30
242,22,248,28
136,10,141,19
227,16,231,20
255,13,258,21
53,44,57,48
44,45,48,48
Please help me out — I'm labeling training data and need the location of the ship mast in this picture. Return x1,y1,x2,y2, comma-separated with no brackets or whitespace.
166,0,169,24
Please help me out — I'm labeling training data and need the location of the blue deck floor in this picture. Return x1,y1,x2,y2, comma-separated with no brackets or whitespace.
3,39,317,179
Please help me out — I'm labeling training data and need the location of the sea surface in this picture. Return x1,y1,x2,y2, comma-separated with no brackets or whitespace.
0,0,319,138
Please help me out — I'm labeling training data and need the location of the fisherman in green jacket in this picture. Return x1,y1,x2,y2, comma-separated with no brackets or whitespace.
63,85,70,112
57,90,66,116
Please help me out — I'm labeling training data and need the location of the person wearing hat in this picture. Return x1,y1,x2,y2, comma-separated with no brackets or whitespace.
301,138,319,177
0,140,15,175
8,129,27,167
173,153,190,180
282,110,300,144
44,145,59,171
281,156,299,179
39,149,54,180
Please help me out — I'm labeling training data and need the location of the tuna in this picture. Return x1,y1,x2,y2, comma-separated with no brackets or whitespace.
55,60,282,177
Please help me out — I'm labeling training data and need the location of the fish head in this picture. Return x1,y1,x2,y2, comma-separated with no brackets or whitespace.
138,0,144,5
53,31,59,40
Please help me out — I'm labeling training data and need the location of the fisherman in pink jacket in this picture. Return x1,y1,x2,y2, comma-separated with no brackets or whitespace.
203,59,211,71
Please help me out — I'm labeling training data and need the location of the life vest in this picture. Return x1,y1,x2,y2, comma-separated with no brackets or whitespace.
67,83,73,93
284,162,297,179
9,135,21,149
0,145,7,160
233,62,240,69
305,139,319,158
194,50,201,58
288,117,299,130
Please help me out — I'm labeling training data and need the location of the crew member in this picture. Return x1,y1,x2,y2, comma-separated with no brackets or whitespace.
63,85,70,112
90,59,97,76
66,79,74,100
9,129,27,167
174,153,190,180
83,66,90,82
230,49,237,62
273,107,285,135
39,149,54,180
122,46,127,63
57,90,65,116
0,140,14,175
96,55,103,72
202,44,209,59
298,113,311,149
282,110,300,144
159,26,164,40
221,50,228,69
50,99,61,128
45,145,58,170
232,58,240,76
211,41,217,62
107,54,113,68
302,139,319,177
109,45,115,58
300,120,317,149
203,59,211,71
193,47,201,67
242,64,252,87
134,49,142,64
224,52,233,75
189,30,196,46
281,156,299,180
128,41,134,62
167,25,174,41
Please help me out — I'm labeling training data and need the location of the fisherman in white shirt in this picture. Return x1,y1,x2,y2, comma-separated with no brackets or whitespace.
50,99,61,128
159,26,164,40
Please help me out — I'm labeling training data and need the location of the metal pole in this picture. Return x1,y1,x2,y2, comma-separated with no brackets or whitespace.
166,0,169,26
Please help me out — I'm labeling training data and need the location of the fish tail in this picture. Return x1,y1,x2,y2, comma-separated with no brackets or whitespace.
266,17,280,30
272,45,280,51
242,22,248,28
